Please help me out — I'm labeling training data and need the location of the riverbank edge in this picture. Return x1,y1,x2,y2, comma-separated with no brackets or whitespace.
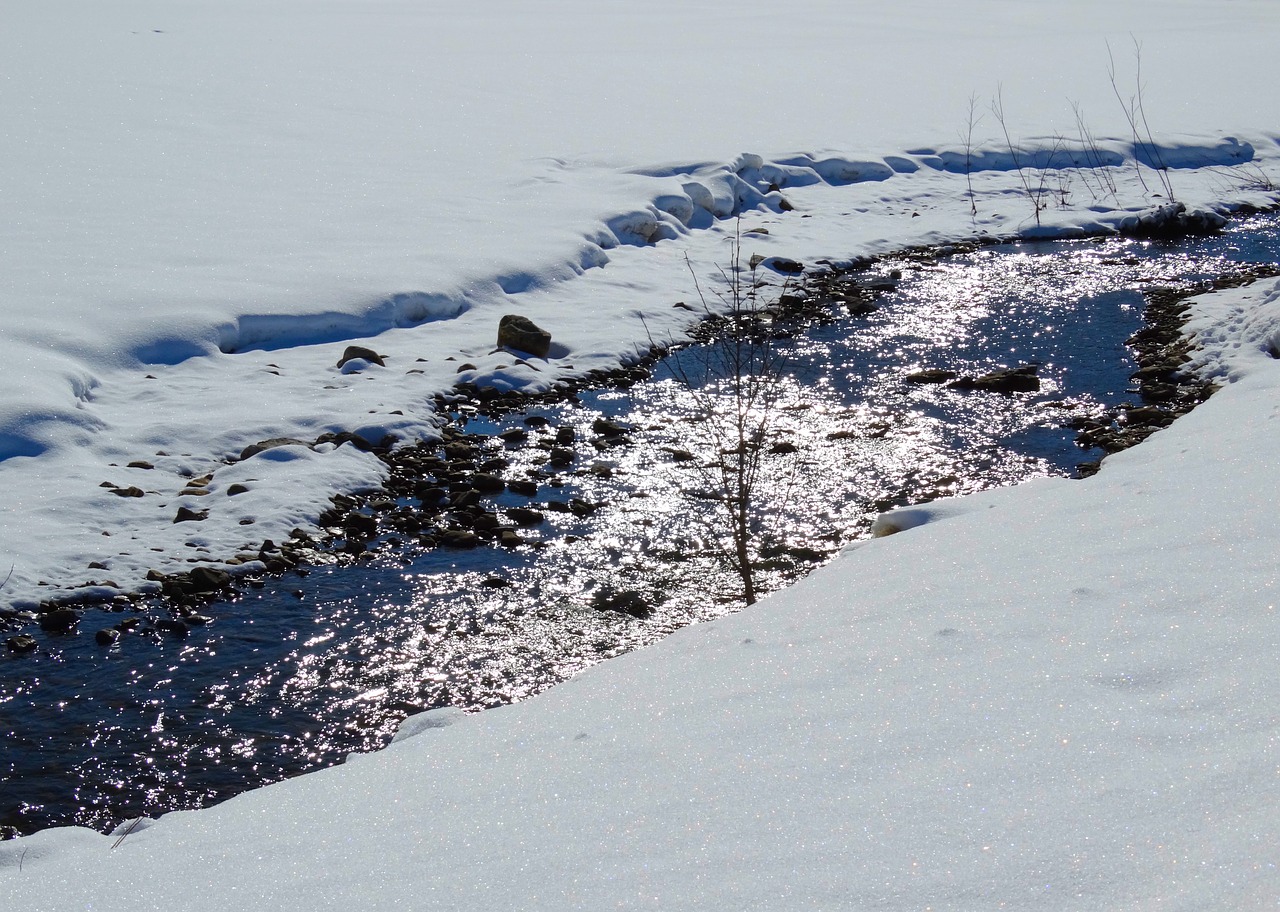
4,205,1278,644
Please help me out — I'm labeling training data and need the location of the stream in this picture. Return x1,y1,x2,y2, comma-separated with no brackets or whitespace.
3,213,1279,837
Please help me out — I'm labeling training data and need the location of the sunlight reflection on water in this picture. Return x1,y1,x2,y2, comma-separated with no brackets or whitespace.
4,214,1280,836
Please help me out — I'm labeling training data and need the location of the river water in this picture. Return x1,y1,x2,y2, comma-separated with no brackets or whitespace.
3,214,1279,837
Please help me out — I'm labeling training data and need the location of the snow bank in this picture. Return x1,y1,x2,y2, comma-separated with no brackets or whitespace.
2,0,1279,607
3,1,1280,907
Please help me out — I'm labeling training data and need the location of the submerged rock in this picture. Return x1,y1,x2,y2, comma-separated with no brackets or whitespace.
905,368,959,384
592,589,653,619
949,365,1040,394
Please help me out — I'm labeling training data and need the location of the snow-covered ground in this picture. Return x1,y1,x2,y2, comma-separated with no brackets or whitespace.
3,1,1280,908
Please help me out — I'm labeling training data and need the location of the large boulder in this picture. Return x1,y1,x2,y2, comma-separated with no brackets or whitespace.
187,566,232,594
497,314,552,358
336,345,386,368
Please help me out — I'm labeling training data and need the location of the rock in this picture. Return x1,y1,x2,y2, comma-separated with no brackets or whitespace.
110,485,146,498
506,507,545,526
767,257,805,275
187,566,232,593
415,484,448,505
440,530,480,549
497,314,552,358
1118,202,1227,239
315,430,381,452
843,294,879,317
591,418,630,437
155,618,190,636
949,365,1040,394
443,441,476,462
449,489,482,509
568,498,597,518
499,529,524,548
226,483,251,496
343,513,378,541
507,479,539,497
239,437,309,460
127,460,155,470
498,428,529,444
336,345,386,368
6,635,38,653
38,608,80,632
787,545,826,563
549,447,575,467
173,506,209,523
905,368,959,384
95,628,121,646
554,426,577,445
592,589,653,618
470,513,503,532
1124,405,1176,428
470,473,505,493
1131,362,1180,383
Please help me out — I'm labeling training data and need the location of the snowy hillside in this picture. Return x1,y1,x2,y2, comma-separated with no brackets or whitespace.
2,1,1280,908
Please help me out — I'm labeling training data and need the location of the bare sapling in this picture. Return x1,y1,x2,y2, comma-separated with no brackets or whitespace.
991,87,1047,226
1108,37,1175,201
651,231,796,606
1071,100,1119,203
1038,134,1073,209
961,93,983,218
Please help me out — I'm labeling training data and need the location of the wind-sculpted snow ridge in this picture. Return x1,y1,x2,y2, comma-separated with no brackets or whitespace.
217,292,469,356
622,136,1266,249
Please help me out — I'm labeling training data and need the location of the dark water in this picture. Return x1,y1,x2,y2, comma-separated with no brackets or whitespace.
3,214,1279,837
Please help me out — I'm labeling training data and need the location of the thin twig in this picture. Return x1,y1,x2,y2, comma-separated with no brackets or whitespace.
110,816,144,850
1108,38,1174,200
962,93,983,218
991,86,1044,226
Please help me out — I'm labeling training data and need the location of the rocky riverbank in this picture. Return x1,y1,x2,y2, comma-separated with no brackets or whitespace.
5,219,1277,653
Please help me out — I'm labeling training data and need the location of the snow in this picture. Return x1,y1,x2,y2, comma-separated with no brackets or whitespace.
2,0,1280,908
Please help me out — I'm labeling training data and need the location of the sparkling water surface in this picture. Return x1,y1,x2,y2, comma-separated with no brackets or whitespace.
3,215,1279,836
